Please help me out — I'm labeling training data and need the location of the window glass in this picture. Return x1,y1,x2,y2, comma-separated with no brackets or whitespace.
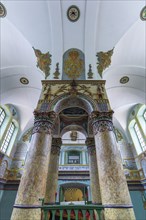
0,107,6,127
1,122,15,153
134,123,146,151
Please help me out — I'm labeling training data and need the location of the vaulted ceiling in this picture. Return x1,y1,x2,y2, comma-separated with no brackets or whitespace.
0,0,146,138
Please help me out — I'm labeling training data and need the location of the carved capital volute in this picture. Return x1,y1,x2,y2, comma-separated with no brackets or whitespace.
32,110,57,135
90,110,114,134
51,138,62,155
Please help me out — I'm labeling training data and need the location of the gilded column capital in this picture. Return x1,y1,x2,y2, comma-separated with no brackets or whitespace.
86,138,96,155
85,137,95,147
51,138,62,155
32,111,57,135
90,110,114,134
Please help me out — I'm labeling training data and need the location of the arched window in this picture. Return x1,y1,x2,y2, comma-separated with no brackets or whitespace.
0,107,6,127
0,105,19,156
128,104,146,155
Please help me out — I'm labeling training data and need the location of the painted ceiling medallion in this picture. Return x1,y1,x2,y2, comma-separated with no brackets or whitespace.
140,6,146,20
20,77,29,85
120,76,129,84
0,2,7,17
67,5,80,22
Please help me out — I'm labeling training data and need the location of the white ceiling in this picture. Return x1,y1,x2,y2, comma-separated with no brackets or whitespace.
0,0,146,138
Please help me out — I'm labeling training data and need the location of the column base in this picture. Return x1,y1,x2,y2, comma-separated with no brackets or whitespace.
11,207,41,220
104,208,135,220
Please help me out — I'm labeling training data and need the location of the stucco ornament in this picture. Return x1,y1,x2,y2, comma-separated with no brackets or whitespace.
64,50,84,79
96,48,114,78
33,47,52,79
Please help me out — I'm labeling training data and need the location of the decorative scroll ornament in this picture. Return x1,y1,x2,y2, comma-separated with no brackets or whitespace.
33,47,52,79
90,111,114,134
96,48,114,78
64,50,84,79
32,111,57,135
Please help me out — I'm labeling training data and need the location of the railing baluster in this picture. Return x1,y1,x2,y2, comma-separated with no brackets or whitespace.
89,210,94,220
60,210,63,220
74,210,78,220
52,210,56,220
82,210,86,220
67,209,71,220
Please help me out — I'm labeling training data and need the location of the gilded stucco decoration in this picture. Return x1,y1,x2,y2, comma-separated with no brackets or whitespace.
32,111,57,135
96,48,114,78
22,129,32,142
63,49,85,80
64,50,83,79
33,47,52,79
70,131,78,141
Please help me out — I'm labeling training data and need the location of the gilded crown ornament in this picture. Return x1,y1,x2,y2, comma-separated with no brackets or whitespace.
96,47,114,78
33,47,52,79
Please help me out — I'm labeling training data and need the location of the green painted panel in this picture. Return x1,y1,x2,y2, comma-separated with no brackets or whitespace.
0,190,17,220
130,191,146,220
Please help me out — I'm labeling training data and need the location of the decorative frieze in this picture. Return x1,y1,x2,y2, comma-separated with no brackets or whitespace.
90,111,114,134
32,111,57,135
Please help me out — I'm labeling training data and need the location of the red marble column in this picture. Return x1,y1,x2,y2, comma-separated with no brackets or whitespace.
11,111,57,220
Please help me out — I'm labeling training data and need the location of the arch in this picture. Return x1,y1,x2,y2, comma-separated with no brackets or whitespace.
61,125,87,137
51,93,97,114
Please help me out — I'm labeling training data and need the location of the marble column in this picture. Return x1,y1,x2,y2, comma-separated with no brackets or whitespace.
91,111,136,220
44,137,62,204
11,111,57,220
86,138,102,204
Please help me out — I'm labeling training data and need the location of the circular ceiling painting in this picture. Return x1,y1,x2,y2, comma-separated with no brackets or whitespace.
67,5,80,22
20,77,29,85
140,6,146,20
0,3,7,17
120,76,129,84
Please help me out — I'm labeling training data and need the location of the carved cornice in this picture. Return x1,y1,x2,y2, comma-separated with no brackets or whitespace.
90,111,114,134
32,111,57,135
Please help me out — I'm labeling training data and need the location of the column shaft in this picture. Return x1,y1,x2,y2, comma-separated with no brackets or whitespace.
44,138,61,204
91,111,136,220
11,111,56,220
86,138,102,204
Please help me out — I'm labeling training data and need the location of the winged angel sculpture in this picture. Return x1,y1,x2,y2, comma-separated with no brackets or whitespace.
33,47,52,79
96,48,114,78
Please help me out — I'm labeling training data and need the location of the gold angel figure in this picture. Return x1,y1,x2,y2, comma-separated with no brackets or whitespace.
33,47,52,79
96,48,114,78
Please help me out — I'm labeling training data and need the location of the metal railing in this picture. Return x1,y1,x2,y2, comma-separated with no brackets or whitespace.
41,204,104,220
